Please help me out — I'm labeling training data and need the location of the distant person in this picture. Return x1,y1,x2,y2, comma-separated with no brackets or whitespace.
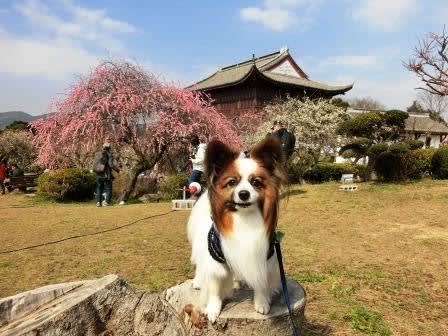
271,120,296,160
10,164,24,177
93,143,119,207
0,157,7,195
188,135,206,185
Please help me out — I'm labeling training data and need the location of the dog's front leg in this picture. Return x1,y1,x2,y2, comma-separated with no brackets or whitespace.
253,286,271,314
205,276,224,323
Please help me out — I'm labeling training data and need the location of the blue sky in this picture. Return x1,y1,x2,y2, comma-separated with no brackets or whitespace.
0,0,447,115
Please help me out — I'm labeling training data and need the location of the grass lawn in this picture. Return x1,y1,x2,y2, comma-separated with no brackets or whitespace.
1,179,447,335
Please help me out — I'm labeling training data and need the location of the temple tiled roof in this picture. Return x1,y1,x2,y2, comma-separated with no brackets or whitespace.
186,49,353,94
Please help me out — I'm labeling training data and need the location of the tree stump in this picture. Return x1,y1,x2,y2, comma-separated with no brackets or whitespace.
0,275,306,336
165,279,306,336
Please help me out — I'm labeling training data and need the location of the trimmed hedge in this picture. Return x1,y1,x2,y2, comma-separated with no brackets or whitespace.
404,148,436,179
374,151,405,181
304,163,362,183
375,145,436,181
431,147,448,179
37,168,96,201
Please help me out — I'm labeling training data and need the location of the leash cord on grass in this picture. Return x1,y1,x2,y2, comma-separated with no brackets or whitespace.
0,210,175,254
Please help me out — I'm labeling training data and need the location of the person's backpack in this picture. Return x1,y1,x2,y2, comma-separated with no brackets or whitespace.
93,161,105,173
93,154,107,173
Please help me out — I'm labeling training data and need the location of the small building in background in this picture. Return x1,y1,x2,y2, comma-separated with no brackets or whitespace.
402,113,448,148
186,47,353,120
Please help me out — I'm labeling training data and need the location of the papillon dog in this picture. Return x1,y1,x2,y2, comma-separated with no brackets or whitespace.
187,137,286,322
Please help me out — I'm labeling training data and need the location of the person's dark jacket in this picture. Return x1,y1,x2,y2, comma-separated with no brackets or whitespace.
93,150,119,179
272,128,296,159
12,167,24,177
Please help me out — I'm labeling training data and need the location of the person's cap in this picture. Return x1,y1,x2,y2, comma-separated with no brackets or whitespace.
103,143,111,149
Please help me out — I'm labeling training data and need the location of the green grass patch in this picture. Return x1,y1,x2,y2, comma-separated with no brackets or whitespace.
293,272,327,283
344,305,391,335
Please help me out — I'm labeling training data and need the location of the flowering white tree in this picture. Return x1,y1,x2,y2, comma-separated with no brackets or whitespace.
0,130,36,171
250,97,349,163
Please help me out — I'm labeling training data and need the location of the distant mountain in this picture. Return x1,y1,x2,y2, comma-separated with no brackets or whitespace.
0,111,43,129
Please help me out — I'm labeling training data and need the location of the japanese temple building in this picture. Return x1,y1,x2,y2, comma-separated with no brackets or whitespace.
186,47,353,119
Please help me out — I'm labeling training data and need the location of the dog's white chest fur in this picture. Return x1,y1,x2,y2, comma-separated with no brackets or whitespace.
221,210,270,291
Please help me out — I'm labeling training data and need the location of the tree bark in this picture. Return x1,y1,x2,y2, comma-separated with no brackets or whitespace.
0,275,306,336
364,156,375,181
120,165,147,202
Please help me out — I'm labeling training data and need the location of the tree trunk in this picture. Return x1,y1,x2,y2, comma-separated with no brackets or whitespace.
364,156,374,181
0,275,307,336
120,165,146,202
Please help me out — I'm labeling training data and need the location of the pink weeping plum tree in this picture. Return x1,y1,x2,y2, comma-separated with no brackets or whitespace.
31,61,243,201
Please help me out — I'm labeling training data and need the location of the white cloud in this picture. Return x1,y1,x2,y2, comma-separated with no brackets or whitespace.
0,0,139,81
341,74,421,110
240,0,323,32
240,7,295,32
351,0,418,31
317,55,378,71
14,0,137,52
0,28,99,80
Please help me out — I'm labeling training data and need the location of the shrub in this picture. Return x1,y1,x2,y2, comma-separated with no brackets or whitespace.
374,151,405,182
431,147,448,179
368,142,388,157
389,142,409,154
37,168,96,201
404,139,424,150
304,162,360,183
285,151,314,183
158,172,190,199
404,148,436,179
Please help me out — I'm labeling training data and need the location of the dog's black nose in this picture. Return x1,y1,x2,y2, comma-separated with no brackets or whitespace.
238,190,250,201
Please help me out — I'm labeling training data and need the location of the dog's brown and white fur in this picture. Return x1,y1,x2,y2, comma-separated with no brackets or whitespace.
187,138,286,322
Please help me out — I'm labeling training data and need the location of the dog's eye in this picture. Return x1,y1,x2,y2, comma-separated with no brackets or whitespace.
227,179,237,187
251,178,264,189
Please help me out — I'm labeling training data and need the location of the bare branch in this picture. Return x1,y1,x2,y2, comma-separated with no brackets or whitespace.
405,25,448,96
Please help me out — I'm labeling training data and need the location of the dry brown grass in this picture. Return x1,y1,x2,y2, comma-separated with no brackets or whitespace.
1,179,447,335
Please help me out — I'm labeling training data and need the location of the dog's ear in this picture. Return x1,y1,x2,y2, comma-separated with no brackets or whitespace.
205,140,240,182
250,137,285,172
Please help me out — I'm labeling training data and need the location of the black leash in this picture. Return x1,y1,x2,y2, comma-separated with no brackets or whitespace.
274,237,299,336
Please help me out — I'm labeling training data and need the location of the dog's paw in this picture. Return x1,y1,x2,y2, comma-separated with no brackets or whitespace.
254,297,271,315
205,299,222,323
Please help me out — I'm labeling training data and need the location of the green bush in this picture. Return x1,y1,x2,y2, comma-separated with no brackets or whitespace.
285,151,314,183
374,151,405,182
304,162,360,183
404,148,436,179
404,139,424,150
37,168,96,201
368,142,388,157
158,172,190,199
431,147,448,179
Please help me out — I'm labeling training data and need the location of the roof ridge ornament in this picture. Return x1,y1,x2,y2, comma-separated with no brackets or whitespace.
280,45,289,54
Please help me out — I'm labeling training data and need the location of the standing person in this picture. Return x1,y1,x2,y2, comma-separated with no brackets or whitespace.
188,135,206,185
0,157,7,195
93,143,119,207
10,164,24,177
271,120,296,160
